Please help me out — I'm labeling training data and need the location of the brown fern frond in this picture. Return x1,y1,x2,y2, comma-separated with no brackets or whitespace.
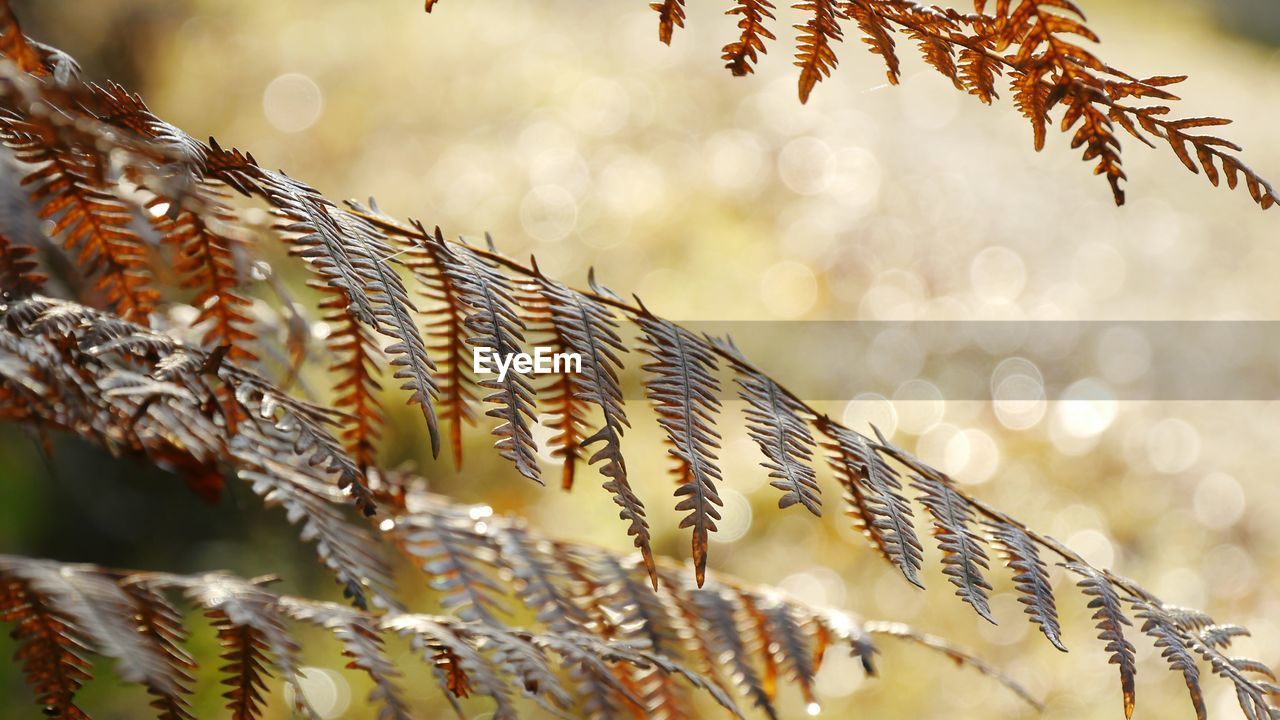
495,523,592,633
175,573,315,719
0,1,45,76
151,188,256,362
539,265,654,583
0,297,395,607
279,598,415,720
385,613,518,718
989,521,1065,651
713,335,821,516
1131,598,1207,720
651,0,687,45
3,555,830,720
911,470,996,623
818,419,924,587
204,152,444,461
1010,64,1055,150
232,438,398,611
843,1,901,85
424,229,540,482
2,559,191,709
761,598,821,706
723,0,777,76
324,301,386,471
689,587,779,719
0,567,93,719
637,308,723,587
375,214,480,467
794,0,846,103
392,501,510,623
0,228,45,300
1,119,159,318
117,578,197,720
209,612,272,719
959,47,1003,104
565,0,1280,207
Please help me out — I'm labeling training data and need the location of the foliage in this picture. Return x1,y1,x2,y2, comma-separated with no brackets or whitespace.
432,0,1280,209
0,2,1277,718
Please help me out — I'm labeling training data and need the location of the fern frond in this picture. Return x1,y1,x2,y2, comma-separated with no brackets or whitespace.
844,1,901,85
794,0,846,103
862,621,1045,711
1131,598,1207,720
567,0,1280,208
0,228,45,300
117,578,198,720
0,1,45,75
912,469,995,622
714,336,821,516
651,0,687,45
392,501,510,623
426,229,540,482
0,566,93,719
819,420,923,587
637,309,724,587
1,119,158,318
723,0,776,76
530,265,655,583
690,587,779,719
150,187,256,363
989,521,1065,651
390,215,479,467
205,152,444,460
279,598,415,720
494,523,590,634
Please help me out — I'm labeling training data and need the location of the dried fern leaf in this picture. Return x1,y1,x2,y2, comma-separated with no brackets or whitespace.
150,187,256,363
863,621,1044,710
794,0,846,103
0,228,45,300
527,267,656,582
384,216,480,467
0,1,46,75
391,502,510,623
651,0,687,45
714,335,821,516
723,0,777,76
989,520,1065,650
912,470,996,622
232,436,397,610
425,229,540,482
117,579,197,720
1064,563,1136,717
690,587,779,719
494,523,591,633
763,599,821,706
0,567,93,719
845,0,901,84
384,614,518,719
280,598,415,720
959,46,1003,103
819,420,923,586
637,309,724,586
1,119,158,319
1131,598,1207,720
208,156,443,459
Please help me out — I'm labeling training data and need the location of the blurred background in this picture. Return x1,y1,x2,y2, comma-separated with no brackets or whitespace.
2,0,1279,718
